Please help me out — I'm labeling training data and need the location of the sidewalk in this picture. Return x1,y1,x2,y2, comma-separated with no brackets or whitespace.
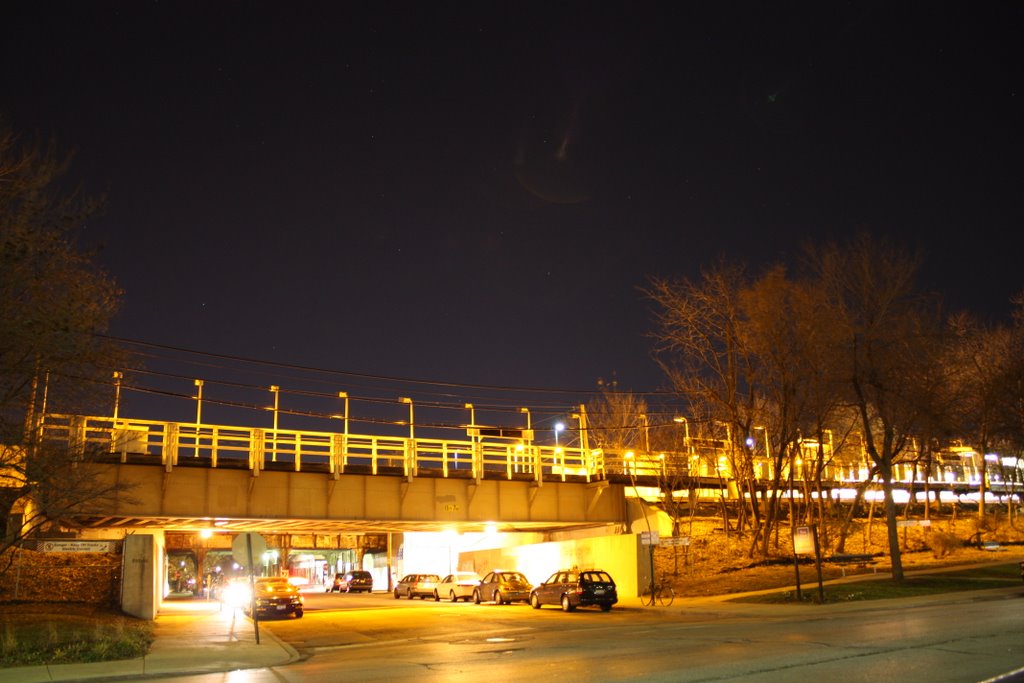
3,598,299,683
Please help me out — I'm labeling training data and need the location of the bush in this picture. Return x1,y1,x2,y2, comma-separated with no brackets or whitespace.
930,532,962,558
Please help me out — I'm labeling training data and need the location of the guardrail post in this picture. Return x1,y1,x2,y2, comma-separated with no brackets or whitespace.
70,415,86,460
250,428,264,476
165,423,179,472
472,441,481,482
211,427,219,468
330,433,344,478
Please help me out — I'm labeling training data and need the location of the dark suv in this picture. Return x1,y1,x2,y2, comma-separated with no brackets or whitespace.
529,569,617,612
329,570,373,593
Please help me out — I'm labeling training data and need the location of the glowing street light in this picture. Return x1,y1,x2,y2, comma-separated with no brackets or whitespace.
554,421,565,447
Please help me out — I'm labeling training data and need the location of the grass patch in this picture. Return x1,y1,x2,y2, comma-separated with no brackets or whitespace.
0,603,153,668
731,562,1023,604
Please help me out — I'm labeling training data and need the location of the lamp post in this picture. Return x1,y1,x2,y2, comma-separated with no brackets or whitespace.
572,404,590,454
338,390,349,449
464,403,475,472
270,385,280,462
398,397,414,441
111,371,123,454
639,413,651,453
112,371,123,424
554,422,565,447
194,379,204,458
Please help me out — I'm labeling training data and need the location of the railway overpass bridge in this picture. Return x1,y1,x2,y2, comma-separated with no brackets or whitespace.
38,414,633,536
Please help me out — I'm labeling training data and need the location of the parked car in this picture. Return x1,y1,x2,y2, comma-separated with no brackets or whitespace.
244,577,304,618
394,573,440,599
328,570,374,593
473,570,533,604
530,569,618,612
434,572,482,602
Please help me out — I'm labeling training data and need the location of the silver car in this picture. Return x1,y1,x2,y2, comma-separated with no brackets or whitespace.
472,570,532,604
434,572,482,602
393,573,440,599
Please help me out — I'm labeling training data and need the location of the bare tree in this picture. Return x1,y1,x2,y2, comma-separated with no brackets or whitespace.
806,234,943,581
647,263,760,541
0,125,127,568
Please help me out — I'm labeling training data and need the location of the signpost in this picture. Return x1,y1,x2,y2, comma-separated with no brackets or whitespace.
231,532,267,644
640,531,659,601
791,525,825,603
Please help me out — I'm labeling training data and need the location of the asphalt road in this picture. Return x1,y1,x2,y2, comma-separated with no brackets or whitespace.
161,587,1024,682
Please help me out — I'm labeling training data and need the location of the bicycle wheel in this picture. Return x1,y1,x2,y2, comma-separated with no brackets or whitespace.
656,586,675,607
640,587,656,607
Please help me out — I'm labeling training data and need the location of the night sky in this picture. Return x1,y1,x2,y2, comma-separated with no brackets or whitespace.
3,3,1022,430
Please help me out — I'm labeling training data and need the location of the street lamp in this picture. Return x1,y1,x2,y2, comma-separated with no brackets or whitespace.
398,397,414,441
639,413,651,453
673,416,691,450
338,390,349,447
194,379,204,458
554,422,565,447
112,371,123,424
269,385,280,462
111,371,123,454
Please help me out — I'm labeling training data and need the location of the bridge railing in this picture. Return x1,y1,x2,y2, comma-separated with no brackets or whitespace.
39,415,605,483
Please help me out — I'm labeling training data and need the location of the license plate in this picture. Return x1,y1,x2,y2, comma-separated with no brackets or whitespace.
594,589,605,595
276,605,287,610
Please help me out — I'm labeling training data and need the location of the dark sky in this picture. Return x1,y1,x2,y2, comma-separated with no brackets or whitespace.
4,2,1022,421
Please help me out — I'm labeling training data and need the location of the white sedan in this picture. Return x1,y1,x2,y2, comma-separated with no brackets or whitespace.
434,572,482,602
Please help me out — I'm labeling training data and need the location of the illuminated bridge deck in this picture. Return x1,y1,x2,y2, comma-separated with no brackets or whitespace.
40,414,607,484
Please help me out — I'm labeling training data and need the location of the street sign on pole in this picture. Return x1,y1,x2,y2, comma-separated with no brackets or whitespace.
640,531,659,546
231,532,267,645
232,532,267,563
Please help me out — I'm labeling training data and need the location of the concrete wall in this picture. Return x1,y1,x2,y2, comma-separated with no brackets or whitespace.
121,532,164,620
459,532,646,598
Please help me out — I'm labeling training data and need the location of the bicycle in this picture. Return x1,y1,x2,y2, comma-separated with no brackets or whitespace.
640,582,675,607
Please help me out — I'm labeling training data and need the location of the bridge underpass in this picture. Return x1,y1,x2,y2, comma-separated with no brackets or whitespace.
60,450,634,608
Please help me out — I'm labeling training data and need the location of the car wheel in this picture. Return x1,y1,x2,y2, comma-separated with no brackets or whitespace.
600,603,612,612
434,590,440,602
449,590,458,603
473,590,481,604
295,608,304,618
561,595,575,612
393,589,401,599
494,590,504,605
530,593,541,609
